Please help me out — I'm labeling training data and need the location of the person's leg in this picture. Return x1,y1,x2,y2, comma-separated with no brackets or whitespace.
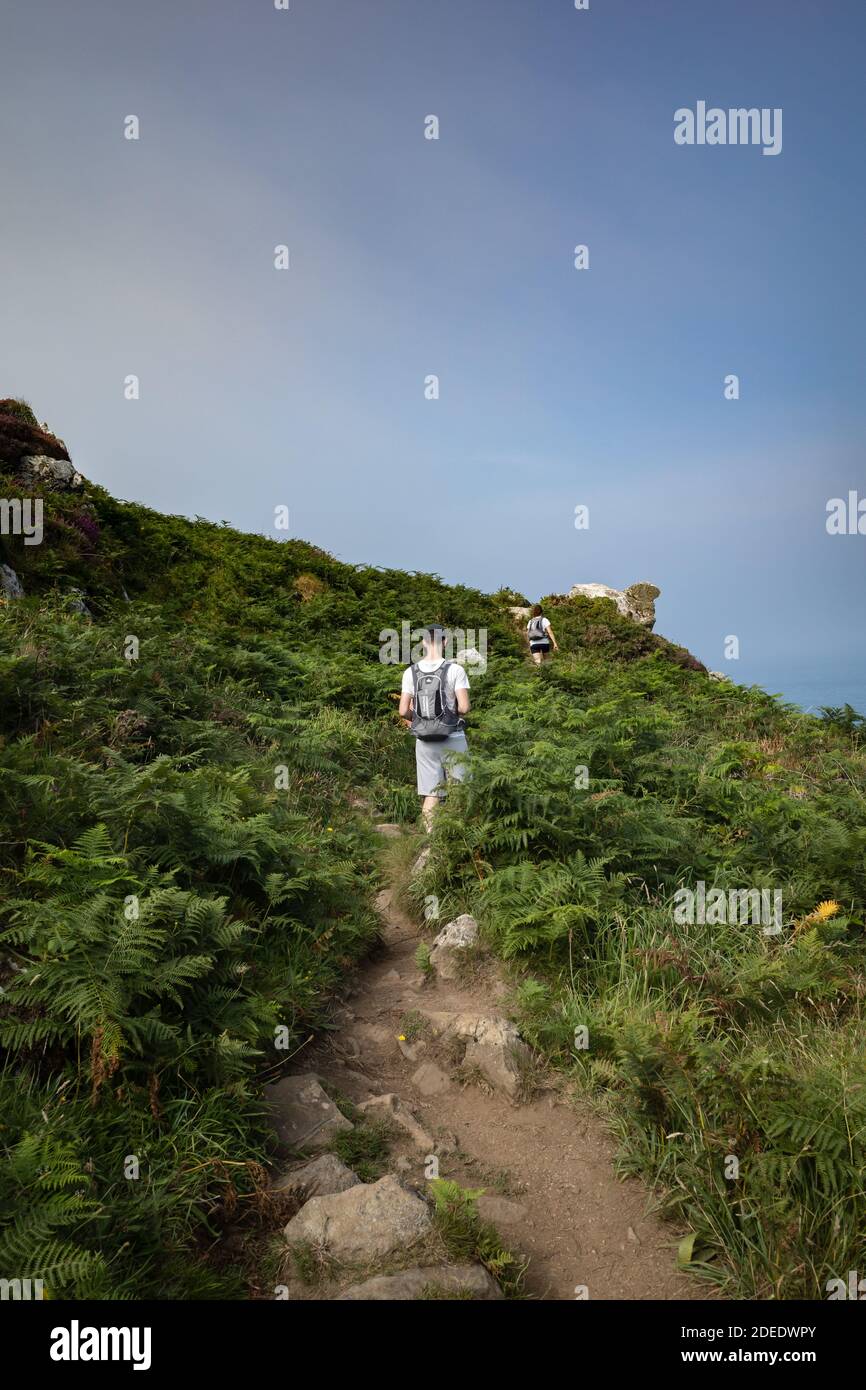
531,649,542,665
416,740,446,832
442,733,469,792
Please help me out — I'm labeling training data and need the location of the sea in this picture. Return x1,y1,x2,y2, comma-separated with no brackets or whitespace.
751,679,866,718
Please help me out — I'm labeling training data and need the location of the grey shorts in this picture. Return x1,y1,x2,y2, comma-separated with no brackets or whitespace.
414,732,469,796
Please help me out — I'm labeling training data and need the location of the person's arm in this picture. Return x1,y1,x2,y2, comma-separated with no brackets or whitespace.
456,686,470,715
399,670,414,726
547,623,560,651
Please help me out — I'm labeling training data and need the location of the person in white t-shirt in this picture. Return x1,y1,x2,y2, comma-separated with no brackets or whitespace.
526,605,559,664
398,625,470,831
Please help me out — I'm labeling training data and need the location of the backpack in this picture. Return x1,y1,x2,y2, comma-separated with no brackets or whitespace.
527,615,547,642
409,661,462,741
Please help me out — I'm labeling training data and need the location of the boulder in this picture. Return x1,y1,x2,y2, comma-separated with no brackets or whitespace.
708,670,731,682
273,1154,360,1199
0,564,23,600
429,914,478,980
373,823,402,839
567,581,660,630
418,1010,532,1099
507,606,532,622
337,1263,502,1300
265,1075,354,1152
19,454,83,490
283,1174,430,1261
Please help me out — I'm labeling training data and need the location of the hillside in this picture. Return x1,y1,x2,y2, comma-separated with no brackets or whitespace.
1,401,864,1300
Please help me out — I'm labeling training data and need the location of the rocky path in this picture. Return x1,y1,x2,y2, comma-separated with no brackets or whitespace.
269,836,711,1301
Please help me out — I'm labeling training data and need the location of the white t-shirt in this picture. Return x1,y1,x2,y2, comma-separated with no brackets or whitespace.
402,658,469,712
527,616,551,643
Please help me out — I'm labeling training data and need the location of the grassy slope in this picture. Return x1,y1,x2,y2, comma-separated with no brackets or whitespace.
1,416,864,1298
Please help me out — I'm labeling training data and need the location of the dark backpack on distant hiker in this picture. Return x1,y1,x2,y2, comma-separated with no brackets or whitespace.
409,662,462,741
527,615,547,642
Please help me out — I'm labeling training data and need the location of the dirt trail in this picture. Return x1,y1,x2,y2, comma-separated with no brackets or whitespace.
298,862,710,1301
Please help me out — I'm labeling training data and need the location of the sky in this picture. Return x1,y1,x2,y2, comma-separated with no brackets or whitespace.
1,0,864,709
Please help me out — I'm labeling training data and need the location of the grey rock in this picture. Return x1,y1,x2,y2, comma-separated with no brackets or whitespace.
0,564,24,600
373,822,403,838
411,845,432,878
66,587,92,618
273,1154,361,1199
708,670,732,682
265,1074,353,1152
337,1262,502,1301
19,454,83,490
429,914,478,980
283,1174,430,1261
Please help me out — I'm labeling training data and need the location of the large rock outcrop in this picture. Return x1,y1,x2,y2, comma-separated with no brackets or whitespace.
567,582,660,629
0,401,71,472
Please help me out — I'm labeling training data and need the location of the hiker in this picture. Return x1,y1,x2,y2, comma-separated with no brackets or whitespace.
527,604,559,664
398,625,470,832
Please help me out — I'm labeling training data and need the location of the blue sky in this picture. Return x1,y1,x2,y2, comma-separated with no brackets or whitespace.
2,0,864,706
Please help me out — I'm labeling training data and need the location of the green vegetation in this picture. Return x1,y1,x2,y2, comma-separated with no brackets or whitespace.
2,402,864,1300
429,1178,526,1297
329,1120,393,1183
0,407,518,1297
420,601,866,1298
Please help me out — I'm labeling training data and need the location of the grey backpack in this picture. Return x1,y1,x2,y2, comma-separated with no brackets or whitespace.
410,662,462,741
527,615,547,641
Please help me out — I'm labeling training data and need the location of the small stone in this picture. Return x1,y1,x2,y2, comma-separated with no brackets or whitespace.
411,846,432,878
273,1154,361,1199
265,1074,353,1152
373,823,402,838
337,1263,502,1301
476,1194,528,1227
411,1061,451,1097
357,1093,434,1151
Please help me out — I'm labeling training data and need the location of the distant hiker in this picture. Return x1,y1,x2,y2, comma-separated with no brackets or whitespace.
399,625,470,832
527,605,559,664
